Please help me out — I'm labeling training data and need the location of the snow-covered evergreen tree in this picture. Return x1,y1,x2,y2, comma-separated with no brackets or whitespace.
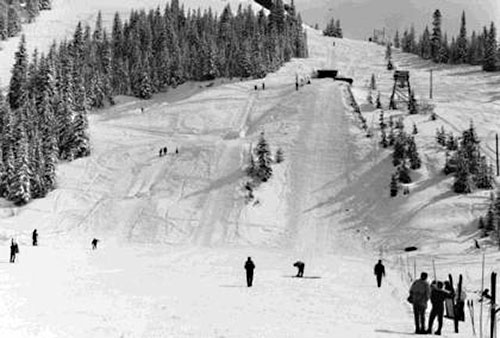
254,132,273,183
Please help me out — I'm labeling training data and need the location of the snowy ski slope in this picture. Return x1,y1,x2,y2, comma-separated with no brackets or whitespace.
0,1,499,336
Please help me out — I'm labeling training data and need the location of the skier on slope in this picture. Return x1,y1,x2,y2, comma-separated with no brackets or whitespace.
427,281,453,335
10,239,19,263
408,272,431,334
91,238,99,250
374,259,385,287
32,229,38,246
293,261,305,277
244,257,255,287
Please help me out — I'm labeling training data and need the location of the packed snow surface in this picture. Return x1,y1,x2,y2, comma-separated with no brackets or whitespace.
1,1,500,337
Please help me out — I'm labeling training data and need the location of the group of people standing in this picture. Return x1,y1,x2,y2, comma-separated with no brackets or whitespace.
159,146,178,157
373,260,460,335
409,272,456,335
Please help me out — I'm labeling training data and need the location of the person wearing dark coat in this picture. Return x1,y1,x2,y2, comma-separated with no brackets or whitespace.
293,261,305,277
91,238,99,250
244,257,255,287
427,281,453,335
32,229,38,246
374,260,385,287
163,147,167,155
10,239,19,263
409,272,431,334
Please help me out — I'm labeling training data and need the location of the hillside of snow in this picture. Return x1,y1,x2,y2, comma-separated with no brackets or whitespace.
0,2,499,337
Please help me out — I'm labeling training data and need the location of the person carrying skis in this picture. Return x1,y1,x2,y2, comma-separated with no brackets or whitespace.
427,281,453,335
91,238,99,250
244,257,255,287
293,261,305,277
32,229,38,246
409,272,431,334
374,259,385,287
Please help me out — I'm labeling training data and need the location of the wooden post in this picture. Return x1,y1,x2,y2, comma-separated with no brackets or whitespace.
496,134,499,176
455,274,462,333
432,259,437,281
480,252,485,338
413,258,416,281
430,70,433,99
491,272,497,338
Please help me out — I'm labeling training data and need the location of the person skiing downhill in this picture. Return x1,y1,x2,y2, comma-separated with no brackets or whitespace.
91,238,99,250
293,261,305,277
244,257,255,287
374,259,385,287
409,272,431,334
32,229,38,246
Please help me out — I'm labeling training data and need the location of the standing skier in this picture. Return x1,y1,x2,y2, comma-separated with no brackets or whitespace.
244,257,255,287
91,238,99,250
293,261,305,277
427,281,453,335
409,272,431,334
32,229,38,246
10,239,19,263
374,259,385,287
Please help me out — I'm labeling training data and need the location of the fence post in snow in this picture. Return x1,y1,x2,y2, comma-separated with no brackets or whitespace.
429,70,433,99
480,252,485,338
495,133,499,176
491,272,497,338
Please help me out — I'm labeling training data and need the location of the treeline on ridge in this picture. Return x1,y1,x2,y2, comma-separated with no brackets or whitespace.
394,10,499,72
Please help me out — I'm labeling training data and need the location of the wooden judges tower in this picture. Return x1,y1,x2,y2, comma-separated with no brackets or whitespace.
389,70,411,109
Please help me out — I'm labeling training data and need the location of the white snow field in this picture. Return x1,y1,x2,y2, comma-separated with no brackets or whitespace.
0,2,500,337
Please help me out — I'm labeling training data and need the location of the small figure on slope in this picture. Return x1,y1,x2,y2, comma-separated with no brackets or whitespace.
91,238,99,250
374,259,385,287
244,257,255,287
10,239,19,263
32,229,38,246
293,261,305,277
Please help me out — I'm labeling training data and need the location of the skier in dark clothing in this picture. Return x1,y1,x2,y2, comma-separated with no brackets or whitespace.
254,85,258,90
159,149,163,157
91,238,99,250
32,229,38,246
409,272,431,334
175,147,179,155
427,281,453,335
10,239,19,263
262,83,265,90
244,257,255,287
374,260,385,287
163,147,167,155
293,261,305,277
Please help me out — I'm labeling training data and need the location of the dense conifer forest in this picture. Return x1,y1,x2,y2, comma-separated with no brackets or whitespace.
394,10,499,72
0,0,308,205
0,0,51,40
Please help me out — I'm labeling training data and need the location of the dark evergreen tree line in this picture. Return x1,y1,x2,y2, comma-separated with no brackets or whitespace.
395,10,499,72
323,17,342,38
0,0,52,40
439,122,494,193
2,0,308,205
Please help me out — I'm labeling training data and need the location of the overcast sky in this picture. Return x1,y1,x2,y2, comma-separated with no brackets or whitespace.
294,0,499,40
